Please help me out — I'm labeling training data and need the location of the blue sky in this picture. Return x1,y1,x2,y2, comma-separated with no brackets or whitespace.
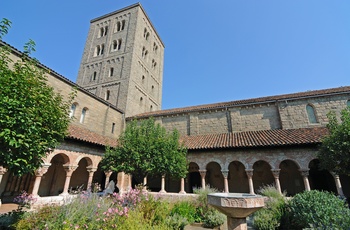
1,1,349,110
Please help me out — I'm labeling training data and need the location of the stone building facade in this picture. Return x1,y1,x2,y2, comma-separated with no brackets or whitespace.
0,3,349,204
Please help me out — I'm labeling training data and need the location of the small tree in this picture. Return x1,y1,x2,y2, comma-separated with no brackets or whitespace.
0,19,73,175
318,107,350,176
101,118,188,184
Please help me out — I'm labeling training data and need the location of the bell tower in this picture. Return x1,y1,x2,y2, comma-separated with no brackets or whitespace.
76,3,164,117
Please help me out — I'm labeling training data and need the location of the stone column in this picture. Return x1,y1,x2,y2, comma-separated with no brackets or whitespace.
179,178,186,194
199,170,207,189
222,170,229,193
245,169,255,194
32,164,51,197
119,172,125,193
331,173,344,196
60,165,78,195
143,176,147,191
128,174,132,189
159,175,166,193
87,168,97,190
299,169,310,191
104,171,113,189
271,169,282,194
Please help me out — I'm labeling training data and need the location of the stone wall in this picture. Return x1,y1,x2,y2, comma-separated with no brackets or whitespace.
154,93,350,135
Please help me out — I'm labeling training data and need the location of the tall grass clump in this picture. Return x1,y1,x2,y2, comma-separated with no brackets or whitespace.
253,185,287,230
193,186,226,228
281,190,350,230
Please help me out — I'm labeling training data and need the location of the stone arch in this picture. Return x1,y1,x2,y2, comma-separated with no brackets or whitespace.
70,158,91,191
279,159,304,196
228,161,249,193
74,156,94,169
206,162,224,192
252,160,274,193
187,162,201,193
39,153,70,196
308,159,337,193
92,162,106,191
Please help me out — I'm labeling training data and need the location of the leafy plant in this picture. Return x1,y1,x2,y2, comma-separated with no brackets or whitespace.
281,190,350,229
0,18,74,175
253,185,287,230
170,201,200,223
166,213,189,230
202,209,226,228
319,107,350,176
101,118,188,184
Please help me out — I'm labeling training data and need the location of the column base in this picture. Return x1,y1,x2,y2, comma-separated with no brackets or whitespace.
159,190,167,194
179,191,186,194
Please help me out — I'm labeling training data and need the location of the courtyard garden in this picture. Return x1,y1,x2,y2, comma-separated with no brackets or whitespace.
0,185,349,230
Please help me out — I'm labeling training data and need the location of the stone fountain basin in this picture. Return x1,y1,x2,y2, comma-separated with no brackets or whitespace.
208,193,265,219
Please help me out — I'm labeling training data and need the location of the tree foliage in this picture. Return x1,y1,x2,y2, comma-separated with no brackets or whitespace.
0,19,73,175
318,107,350,176
101,118,188,184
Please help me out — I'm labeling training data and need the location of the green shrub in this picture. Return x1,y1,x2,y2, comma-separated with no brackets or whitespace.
165,213,189,230
0,210,26,229
170,201,199,223
193,186,226,227
253,185,287,230
202,209,226,228
282,190,350,229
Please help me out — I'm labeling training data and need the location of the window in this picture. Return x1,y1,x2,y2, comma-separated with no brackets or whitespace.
153,42,158,53
306,104,318,124
80,108,87,123
115,20,125,32
142,75,145,83
95,44,104,56
347,100,350,107
150,105,153,111
99,27,104,38
109,67,114,77
69,103,77,118
111,123,115,134
151,59,157,69
92,71,97,81
141,47,148,59
106,90,110,100
143,28,150,40
112,39,122,51
99,26,108,37
100,44,104,55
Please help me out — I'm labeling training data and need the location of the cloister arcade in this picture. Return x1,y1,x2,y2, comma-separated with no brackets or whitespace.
1,146,349,203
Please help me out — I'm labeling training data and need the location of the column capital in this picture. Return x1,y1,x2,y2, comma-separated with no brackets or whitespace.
63,165,78,177
271,169,281,178
0,166,7,175
299,169,309,177
104,170,113,177
87,167,97,173
35,163,51,177
221,170,229,178
245,169,254,177
198,170,206,177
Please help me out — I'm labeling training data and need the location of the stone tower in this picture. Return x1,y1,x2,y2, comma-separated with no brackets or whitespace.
76,3,164,117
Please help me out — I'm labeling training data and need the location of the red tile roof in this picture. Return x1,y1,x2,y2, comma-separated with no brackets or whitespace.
66,124,118,147
130,86,350,119
181,127,328,150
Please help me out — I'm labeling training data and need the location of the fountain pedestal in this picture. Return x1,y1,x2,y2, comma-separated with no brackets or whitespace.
208,193,265,230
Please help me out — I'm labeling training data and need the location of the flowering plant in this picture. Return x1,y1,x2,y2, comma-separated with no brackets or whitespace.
13,191,37,209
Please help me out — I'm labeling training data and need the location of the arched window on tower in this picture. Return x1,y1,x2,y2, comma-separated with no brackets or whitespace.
106,90,110,101
69,103,77,118
80,108,88,123
100,44,105,55
306,104,318,124
112,39,122,51
99,27,104,38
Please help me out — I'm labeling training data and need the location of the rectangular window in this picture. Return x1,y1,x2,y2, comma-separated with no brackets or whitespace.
111,122,115,133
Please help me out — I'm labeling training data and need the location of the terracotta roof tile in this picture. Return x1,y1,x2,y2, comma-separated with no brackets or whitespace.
66,124,117,147
130,86,350,119
181,127,328,150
